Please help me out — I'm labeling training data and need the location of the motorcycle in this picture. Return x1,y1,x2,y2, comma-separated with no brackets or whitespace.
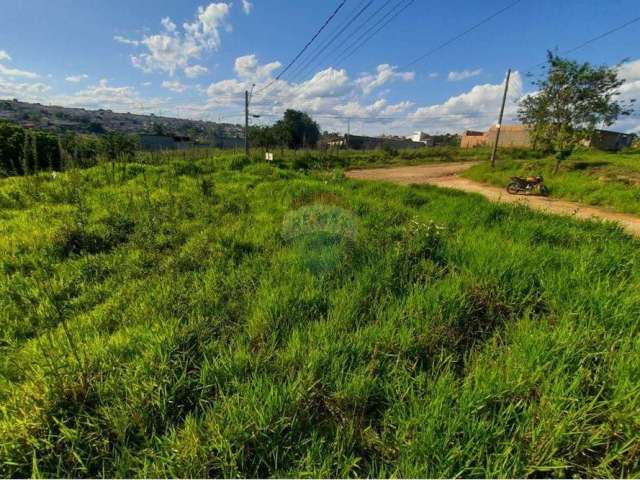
507,175,549,196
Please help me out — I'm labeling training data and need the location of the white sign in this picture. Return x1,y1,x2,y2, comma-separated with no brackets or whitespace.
265,152,274,162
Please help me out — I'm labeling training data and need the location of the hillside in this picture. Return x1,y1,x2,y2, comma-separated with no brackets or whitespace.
0,99,243,142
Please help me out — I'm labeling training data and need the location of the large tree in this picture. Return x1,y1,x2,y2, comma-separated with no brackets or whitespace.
274,109,320,149
519,52,634,173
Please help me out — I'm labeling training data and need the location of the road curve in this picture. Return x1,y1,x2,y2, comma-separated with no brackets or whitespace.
346,162,640,237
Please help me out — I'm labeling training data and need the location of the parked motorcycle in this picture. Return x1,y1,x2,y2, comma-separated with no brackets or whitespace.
506,175,549,196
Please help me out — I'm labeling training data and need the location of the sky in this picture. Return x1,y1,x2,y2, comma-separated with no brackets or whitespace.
1,0,639,135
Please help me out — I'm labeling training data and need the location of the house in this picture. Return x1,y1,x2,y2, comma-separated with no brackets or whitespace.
460,124,633,151
408,131,435,146
584,129,635,151
460,130,486,148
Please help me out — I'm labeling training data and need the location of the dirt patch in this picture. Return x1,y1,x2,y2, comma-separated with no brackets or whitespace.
346,162,640,238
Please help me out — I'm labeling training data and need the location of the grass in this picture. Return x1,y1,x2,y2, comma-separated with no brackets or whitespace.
464,148,640,215
0,149,639,477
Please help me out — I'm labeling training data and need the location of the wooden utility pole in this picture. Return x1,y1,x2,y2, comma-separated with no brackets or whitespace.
490,68,511,168
244,90,249,157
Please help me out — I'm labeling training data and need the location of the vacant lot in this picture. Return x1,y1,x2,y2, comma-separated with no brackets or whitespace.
1,153,639,477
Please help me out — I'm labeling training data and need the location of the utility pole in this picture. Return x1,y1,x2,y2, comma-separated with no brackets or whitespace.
244,90,249,157
490,68,511,168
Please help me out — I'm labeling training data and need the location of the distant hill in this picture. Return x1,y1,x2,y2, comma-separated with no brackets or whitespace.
0,99,243,143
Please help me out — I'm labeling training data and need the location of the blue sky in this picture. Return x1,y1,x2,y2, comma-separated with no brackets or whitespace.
1,0,639,134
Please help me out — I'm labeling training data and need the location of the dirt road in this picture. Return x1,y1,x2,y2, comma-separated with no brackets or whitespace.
347,162,640,237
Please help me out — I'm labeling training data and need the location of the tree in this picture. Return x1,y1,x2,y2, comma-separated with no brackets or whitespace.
519,52,634,173
22,130,38,174
274,109,320,149
248,125,278,149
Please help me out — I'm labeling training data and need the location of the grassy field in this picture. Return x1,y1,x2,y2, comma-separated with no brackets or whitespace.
1,151,640,477
464,149,640,215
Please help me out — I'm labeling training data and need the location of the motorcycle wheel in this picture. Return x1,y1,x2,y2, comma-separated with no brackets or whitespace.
539,185,549,196
507,183,520,194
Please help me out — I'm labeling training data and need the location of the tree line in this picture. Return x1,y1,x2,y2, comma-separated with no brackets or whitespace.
0,121,137,177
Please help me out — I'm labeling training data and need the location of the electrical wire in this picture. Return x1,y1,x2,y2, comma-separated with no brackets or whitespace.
287,0,374,83
255,0,348,95
400,0,524,69
334,0,414,67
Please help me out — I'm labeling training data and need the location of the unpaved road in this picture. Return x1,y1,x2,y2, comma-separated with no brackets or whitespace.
347,162,640,237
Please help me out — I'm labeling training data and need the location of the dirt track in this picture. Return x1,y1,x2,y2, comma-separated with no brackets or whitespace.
347,162,640,237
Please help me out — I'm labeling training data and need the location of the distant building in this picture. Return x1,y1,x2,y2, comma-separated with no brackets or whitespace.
408,131,435,146
484,124,531,148
326,134,424,150
460,124,633,151
584,130,635,151
139,134,195,151
460,130,486,148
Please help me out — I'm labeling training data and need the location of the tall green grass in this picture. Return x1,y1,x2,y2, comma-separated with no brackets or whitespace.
0,152,639,477
465,149,640,215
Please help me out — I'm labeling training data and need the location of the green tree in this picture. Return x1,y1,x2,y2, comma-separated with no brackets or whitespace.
274,109,320,149
0,121,25,175
22,130,38,174
519,52,634,173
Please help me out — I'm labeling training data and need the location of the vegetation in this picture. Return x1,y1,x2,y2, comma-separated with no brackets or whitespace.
0,121,137,177
1,149,639,477
519,53,634,172
249,109,320,149
465,148,640,215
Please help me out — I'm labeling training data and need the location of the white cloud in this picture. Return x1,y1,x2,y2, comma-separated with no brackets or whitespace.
356,64,415,95
114,35,141,46
162,80,189,93
242,0,253,14
0,50,11,62
185,64,209,78
0,63,39,79
410,72,523,132
55,79,161,111
161,17,177,33
0,79,50,100
428,72,439,78
65,74,88,83
234,54,281,80
182,3,231,49
125,3,231,76
448,68,482,82
142,81,152,87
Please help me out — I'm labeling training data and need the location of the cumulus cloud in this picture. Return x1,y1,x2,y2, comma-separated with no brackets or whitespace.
356,64,415,95
0,79,50,100
0,50,11,62
162,80,189,93
234,54,281,80
0,63,39,79
114,35,141,46
123,3,231,76
65,74,88,83
185,64,209,78
447,68,482,82
42,79,168,115
242,0,253,14
410,72,523,132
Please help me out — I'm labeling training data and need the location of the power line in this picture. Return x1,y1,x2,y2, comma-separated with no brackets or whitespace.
523,15,640,73
401,0,524,69
565,15,640,55
255,0,348,95
287,0,374,83
334,0,414,67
